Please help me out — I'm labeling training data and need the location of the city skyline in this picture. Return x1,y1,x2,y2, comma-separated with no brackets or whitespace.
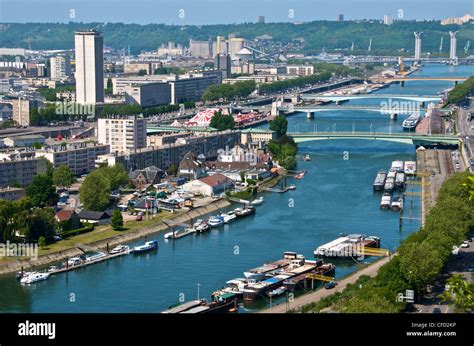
0,0,472,25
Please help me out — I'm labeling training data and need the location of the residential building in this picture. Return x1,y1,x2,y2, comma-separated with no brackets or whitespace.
75,30,104,104
286,65,314,76
129,166,163,190
0,156,47,188
11,97,41,126
97,116,147,153
0,102,12,121
441,14,473,25
182,173,234,196
240,128,276,145
338,14,344,21
77,210,112,225
50,54,71,80
0,79,10,93
4,134,45,148
0,187,26,201
383,15,393,25
96,130,239,172
178,151,207,180
257,16,265,23
35,141,110,175
55,210,81,231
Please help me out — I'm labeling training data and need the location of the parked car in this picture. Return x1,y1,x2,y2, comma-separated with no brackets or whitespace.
325,281,337,289
432,307,442,314
53,235,63,241
461,241,469,248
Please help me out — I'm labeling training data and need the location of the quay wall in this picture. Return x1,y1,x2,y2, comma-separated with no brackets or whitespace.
0,199,231,276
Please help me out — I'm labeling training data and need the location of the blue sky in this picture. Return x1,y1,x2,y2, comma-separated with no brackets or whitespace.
0,0,472,24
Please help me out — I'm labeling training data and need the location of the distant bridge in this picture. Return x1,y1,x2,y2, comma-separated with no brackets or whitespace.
300,94,442,103
279,104,427,115
370,77,468,83
288,132,459,146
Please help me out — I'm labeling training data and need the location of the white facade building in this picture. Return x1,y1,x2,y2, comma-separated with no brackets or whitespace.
75,30,104,104
50,55,71,80
97,117,147,153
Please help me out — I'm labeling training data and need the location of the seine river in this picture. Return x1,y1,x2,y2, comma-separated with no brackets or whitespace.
0,64,472,313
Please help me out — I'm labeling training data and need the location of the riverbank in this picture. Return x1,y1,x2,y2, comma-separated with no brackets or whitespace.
259,255,393,313
0,198,231,276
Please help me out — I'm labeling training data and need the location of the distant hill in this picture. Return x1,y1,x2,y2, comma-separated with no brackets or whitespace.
0,21,472,55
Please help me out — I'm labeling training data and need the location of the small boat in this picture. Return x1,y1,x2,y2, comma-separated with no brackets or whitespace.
380,193,391,210
47,266,58,273
373,170,386,192
222,211,237,224
267,286,287,297
294,171,306,179
402,113,421,130
67,257,83,267
20,272,50,284
133,240,158,253
85,252,107,262
208,215,225,227
302,154,311,161
194,220,210,233
109,245,130,254
288,185,296,190
164,231,175,239
391,197,404,211
235,205,255,217
16,271,34,281
250,197,265,205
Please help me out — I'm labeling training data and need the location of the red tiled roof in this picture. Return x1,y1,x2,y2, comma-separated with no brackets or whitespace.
55,209,75,222
198,173,233,187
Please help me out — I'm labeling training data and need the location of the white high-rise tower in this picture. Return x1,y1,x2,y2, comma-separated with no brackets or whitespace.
414,32,422,62
75,30,104,105
449,31,458,61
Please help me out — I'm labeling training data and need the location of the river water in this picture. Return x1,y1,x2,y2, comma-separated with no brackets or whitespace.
0,64,472,313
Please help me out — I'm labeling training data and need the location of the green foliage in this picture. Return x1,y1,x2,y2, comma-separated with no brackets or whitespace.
269,115,288,138
399,242,444,290
97,164,129,191
438,274,474,312
58,223,94,238
52,165,75,188
447,76,474,104
209,110,235,130
4,21,470,57
38,236,46,248
259,72,331,94
202,80,255,101
79,165,128,211
80,170,111,211
111,209,124,230
266,118,298,171
26,175,58,207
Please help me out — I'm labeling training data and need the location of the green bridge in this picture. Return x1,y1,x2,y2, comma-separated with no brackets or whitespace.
288,132,459,146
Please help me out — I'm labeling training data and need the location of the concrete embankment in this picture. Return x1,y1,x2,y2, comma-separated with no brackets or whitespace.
0,199,231,276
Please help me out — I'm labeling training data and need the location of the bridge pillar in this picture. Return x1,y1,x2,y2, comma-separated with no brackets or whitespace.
390,113,398,120
306,111,315,119
400,81,405,87
419,101,425,108
454,81,458,86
